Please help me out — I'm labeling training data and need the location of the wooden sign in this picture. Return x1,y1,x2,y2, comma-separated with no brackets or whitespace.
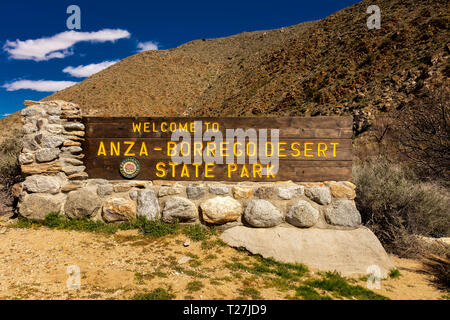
82,117,353,181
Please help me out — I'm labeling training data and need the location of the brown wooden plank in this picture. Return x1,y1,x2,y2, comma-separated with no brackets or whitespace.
83,158,352,182
82,138,352,161
83,116,353,139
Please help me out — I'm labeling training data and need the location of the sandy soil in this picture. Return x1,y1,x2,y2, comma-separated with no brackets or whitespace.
0,221,447,300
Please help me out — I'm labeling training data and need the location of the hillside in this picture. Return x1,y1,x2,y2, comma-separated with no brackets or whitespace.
1,0,448,135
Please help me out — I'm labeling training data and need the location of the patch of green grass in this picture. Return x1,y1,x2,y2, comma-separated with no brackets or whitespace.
132,288,175,300
12,214,190,238
305,272,388,300
225,255,309,280
389,268,401,279
183,224,216,242
189,260,202,268
134,272,154,284
238,287,261,300
295,285,332,300
153,271,168,278
186,281,204,292
135,217,180,237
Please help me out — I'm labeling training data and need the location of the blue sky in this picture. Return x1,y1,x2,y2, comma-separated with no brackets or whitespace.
0,0,361,116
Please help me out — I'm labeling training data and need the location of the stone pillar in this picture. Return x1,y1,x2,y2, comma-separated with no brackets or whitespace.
18,100,87,220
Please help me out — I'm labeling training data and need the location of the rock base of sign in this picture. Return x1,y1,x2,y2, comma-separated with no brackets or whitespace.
221,226,394,277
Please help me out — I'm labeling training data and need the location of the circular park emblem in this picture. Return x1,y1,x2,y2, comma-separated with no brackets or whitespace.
119,158,140,179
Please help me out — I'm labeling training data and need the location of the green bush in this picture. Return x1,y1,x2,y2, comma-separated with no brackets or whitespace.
0,130,22,188
353,159,450,257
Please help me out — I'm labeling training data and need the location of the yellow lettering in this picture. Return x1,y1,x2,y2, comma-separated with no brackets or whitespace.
318,143,328,157
253,163,262,178
132,122,141,132
169,162,177,178
167,142,177,156
331,142,339,157
291,142,301,157
278,142,287,157
304,142,314,158
228,164,238,178
240,164,250,178
156,162,166,177
97,141,106,156
110,142,120,156
124,141,135,156
139,142,148,156
193,163,201,178
181,164,190,178
205,164,214,178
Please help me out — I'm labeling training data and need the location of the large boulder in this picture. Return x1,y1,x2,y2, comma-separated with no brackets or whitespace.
102,198,136,222
136,189,160,221
286,200,319,228
162,197,198,222
304,186,332,205
200,196,243,224
64,189,101,219
325,200,361,228
19,193,65,221
244,200,283,228
23,175,62,194
221,226,394,277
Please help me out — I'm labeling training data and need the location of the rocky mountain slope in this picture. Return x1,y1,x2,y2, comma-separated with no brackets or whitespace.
1,0,448,136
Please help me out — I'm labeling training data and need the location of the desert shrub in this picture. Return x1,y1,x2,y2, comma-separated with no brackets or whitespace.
392,85,449,182
353,158,450,257
0,130,22,188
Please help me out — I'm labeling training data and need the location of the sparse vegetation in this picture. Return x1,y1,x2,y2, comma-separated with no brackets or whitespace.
389,269,401,279
133,288,175,300
186,281,204,292
353,159,450,257
11,214,222,241
305,272,388,300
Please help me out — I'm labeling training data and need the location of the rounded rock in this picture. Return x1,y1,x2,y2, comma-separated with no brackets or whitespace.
286,200,319,228
325,200,361,228
64,189,101,219
162,196,198,223
200,196,243,224
244,199,283,228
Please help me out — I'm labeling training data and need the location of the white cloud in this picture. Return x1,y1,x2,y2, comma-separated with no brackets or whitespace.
1,113,11,117
137,41,158,52
63,60,119,78
3,29,131,61
2,80,77,92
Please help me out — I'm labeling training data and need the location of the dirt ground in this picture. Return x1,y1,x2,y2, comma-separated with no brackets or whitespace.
0,220,447,300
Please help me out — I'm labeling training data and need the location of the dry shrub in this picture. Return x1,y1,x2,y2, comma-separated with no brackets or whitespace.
0,130,22,188
392,85,450,182
0,130,22,215
353,158,450,257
